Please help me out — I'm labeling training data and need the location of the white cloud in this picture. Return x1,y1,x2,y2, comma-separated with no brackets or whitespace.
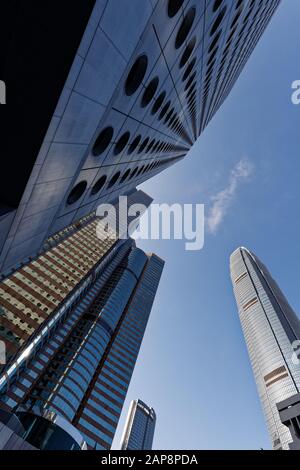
206,158,254,234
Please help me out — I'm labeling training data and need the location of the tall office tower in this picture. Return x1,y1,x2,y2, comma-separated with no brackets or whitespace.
230,247,300,450
0,243,164,450
0,189,151,368
0,0,281,273
0,189,164,450
120,399,156,450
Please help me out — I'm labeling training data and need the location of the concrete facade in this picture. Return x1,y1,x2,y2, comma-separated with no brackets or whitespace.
0,0,281,273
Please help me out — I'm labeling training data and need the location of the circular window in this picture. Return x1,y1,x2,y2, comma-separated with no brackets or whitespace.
151,91,166,115
108,171,121,188
186,85,196,100
231,12,239,30
184,71,196,90
158,101,171,120
212,0,224,13
182,57,196,81
141,77,159,108
175,7,196,49
147,139,156,153
210,6,226,37
165,108,174,124
125,55,148,96
91,175,107,196
206,60,215,76
130,167,138,179
208,29,222,53
128,135,141,154
92,127,113,156
66,181,87,205
179,37,196,68
167,0,184,17
207,46,218,66
169,114,176,127
114,131,130,155
139,137,150,153
120,169,131,183
153,141,159,152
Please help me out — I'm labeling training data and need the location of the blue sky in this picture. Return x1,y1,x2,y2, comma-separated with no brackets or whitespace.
113,0,300,450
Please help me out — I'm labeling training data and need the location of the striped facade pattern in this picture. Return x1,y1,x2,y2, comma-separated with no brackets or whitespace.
0,243,164,450
0,239,132,410
75,254,164,449
202,0,281,131
0,188,151,368
230,247,300,450
0,216,115,364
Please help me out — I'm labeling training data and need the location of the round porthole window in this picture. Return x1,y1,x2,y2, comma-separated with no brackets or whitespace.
128,135,141,154
91,175,107,196
175,7,196,49
151,91,166,115
179,37,196,68
120,169,131,183
139,137,150,153
208,30,222,53
125,55,148,96
141,77,159,108
167,0,184,18
158,101,170,120
66,181,87,205
212,0,224,13
108,172,121,188
130,167,138,179
114,132,130,155
92,127,113,156
210,6,227,37
182,57,196,81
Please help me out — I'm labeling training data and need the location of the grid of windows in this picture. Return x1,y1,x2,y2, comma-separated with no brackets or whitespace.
121,399,156,450
0,245,164,451
0,218,115,364
230,247,300,450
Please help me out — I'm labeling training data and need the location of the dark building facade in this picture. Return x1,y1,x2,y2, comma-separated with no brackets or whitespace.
277,393,300,450
121,399,156,450
0,238,164,449
0,189,164,449
0,0,281,273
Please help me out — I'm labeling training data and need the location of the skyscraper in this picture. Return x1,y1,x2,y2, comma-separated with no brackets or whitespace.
230,247,300,450
277,392,300,450
121,399,156,450
0,0,281,273
0,189,151,368
0,191,164,450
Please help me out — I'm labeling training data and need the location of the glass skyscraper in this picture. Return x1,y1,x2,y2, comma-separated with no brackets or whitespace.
0,191,164,450
230,247,300,450
121,399,156,450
